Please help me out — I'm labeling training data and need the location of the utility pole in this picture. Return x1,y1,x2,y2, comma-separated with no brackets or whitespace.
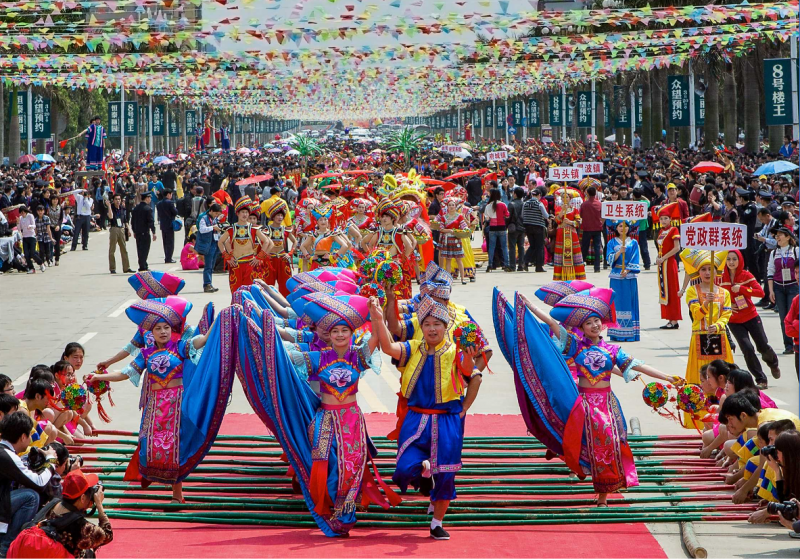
689,61,697,148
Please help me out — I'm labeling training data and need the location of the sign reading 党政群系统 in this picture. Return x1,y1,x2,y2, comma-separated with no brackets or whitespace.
680,222,747,251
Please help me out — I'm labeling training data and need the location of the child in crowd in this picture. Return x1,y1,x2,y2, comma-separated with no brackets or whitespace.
0,393,19,421
180,231,202,271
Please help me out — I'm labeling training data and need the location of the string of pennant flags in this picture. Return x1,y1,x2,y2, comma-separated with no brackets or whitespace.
0,0,795,120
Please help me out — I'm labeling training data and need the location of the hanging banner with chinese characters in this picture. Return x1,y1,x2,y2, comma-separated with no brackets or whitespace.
152,104,165,136
614,85,630,128
549,94,562,126
473,108,481,128
511,100,523,126
107,102,120,137
139,105,148,136
528,98,540,127
496,105,505,129
635,85,643,128
601,200,648,221
565,94,574,127
169,109,181,137
577,91,592,127
31,95,50,140
680,222,747,251
668,75,690,127
604,95,610,128
484,105,493,128
764,59,794,126
124,102,138,137
548,166,584,182
695,92,705,126
186,110,197,134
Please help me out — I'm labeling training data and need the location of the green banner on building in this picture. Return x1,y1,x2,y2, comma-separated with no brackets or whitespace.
496,104,505,129
695,92,705,126
549,94,562,126
614,85,629,128
511,101,523,126
764,58,794,126
565,94,574,127
107,101,120,137
576,91,592,127
152,104,165,136
604,95,610,128
667,75,690,127
169,109,181,137
31,95,50,140
528,98,540,127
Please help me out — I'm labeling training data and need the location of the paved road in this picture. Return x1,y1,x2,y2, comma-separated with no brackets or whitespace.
1,230,797,557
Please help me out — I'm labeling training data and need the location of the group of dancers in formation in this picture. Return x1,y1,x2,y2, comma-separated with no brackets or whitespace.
77,170,793,539
208,170,480,300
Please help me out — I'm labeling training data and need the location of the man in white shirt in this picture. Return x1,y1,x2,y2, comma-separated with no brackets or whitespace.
71,188,94,251
0,412,56,556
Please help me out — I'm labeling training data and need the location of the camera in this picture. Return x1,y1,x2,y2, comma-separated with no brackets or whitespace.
86,482,103,501
758,445,778,459
767,501,799,520
68,454,84,472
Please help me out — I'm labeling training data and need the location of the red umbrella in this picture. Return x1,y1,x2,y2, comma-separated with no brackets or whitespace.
426,182,457,193
341,169,371,175
691,161,724,174
309,172,341,180
17,154,36,165
420,177,447,185
236,174,272,186
444,168,487,181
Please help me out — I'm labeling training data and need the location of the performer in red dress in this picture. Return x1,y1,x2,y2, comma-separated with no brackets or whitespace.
261,198,295,296
655,202,683,329
217,197,273,294
363,199,415,299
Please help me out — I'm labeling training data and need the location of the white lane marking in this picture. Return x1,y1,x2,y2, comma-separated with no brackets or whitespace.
77,332,97,345
169,267,180,272
358,378,389,413
109,300,136,318
772,397,788,406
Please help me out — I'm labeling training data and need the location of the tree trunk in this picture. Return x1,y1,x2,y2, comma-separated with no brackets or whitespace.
742,54,760,154
703,64,720,150
9,85,19,163
641,73,652,148
722,64,737,149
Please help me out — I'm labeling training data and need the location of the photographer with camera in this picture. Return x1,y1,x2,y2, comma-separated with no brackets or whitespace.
8,469,112,559
0,412,57,558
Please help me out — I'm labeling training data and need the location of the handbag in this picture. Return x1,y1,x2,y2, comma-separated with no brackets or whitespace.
171,217,184,232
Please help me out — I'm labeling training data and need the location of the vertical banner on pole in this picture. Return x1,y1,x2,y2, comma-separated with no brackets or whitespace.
636,85,643,129
107,102,121,137
604,95,611,128
152,104,165,136
124,102,138,137
695,92,706,126
549,94,562,126
614,85,630,128
169,109,181,137
667,75,690,127
496,104,505,129
484,105,493,128
764,58,794,126
31,95,50,140
577,91,592,127
473,108,481,128
511,100,523,126
185,110,196,135
565,94,574,127
10,92,28,139
528,99,540,127
139,105,149,136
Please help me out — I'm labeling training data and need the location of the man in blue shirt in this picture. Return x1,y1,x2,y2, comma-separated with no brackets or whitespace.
147,174,164,218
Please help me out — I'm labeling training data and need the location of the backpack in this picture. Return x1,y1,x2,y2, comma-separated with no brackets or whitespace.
177,194,192,219
7,500,83,559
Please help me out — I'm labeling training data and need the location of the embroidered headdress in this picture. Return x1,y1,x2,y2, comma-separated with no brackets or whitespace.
125,296,192,333
550,287,616,328
534,280,594,307
301,294,370,332
128,271,185,300
417,296,451,325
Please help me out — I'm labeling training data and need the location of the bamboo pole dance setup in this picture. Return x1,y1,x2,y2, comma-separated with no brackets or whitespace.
67,428,754,529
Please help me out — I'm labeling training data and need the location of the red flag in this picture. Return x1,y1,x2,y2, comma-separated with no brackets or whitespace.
59,140,68,149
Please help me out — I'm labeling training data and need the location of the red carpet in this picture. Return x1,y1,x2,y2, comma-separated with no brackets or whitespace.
103,413,667,558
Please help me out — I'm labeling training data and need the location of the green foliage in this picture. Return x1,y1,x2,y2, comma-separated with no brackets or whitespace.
288,133,322,157
385,126,427,165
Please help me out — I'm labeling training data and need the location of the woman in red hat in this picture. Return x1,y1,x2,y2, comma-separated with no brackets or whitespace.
655,202,683,329
217,196,274,294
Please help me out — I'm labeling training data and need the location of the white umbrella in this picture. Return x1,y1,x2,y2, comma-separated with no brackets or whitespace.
501,144,515,152
157,158,175,165
286,149,300,156
175,153,189,160
36,154,56,163
605,134,617,142
236,147,252,154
